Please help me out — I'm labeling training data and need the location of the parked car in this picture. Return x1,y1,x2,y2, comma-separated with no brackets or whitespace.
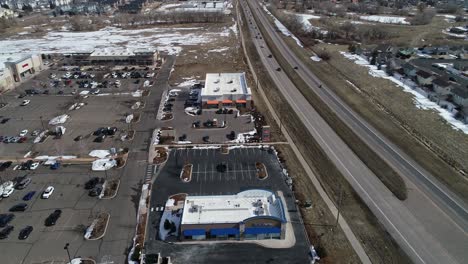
0,226,14,239
20,100,31,106
2,187,14,198
0,118,10,124
41,186,54,199
50,162,60,170
84,177,103,190
9,203,28,212
0,161,12,171
31,130,41,137
45,210,62,226
0,214,15,228
89,185,103,197
16,177,31,189
18,226,33,240
29,162,40,170
74,135,83,141
19,130,28,137
23,191,36,201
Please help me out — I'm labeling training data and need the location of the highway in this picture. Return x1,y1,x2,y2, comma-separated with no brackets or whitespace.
240,0,468,263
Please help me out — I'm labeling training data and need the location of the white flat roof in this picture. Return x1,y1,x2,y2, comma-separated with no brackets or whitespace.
203,72,251,97
89,48,155,57
181,190,285,225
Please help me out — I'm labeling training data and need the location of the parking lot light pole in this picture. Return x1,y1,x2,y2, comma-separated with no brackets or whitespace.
64,243,72,263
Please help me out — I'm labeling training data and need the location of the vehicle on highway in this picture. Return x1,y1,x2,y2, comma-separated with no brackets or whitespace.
20,100,31,106
0,226,14,239
45,210,62,226
23,191,36,201
19,130,28,137
16,177,32,189
0,214,15,228
276,67,281,71
9,203,28,212
267,54,272,58
41,186,54,199
18,226,33,240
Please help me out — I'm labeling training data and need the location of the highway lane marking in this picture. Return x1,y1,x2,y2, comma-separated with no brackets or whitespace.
246,2,432,263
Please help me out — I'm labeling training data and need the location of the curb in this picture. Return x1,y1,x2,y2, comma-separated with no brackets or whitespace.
99,180,120,200
85,212,110,241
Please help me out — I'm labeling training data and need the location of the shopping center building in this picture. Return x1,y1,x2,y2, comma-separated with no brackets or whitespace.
180,189,286,241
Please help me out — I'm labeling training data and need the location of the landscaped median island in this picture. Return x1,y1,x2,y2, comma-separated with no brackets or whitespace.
99,179,120,199
255,162,268,180
180,163,193,182
153,147,169,165
84,212,110,240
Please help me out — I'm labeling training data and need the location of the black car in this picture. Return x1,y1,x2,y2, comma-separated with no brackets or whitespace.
15,177,32,189
84,177,103,190
9,203,28,212
74,135,83,141
0,214,15,228
1,118,10,124
45,210,62,226
18,226,33,240
0,226,14,239
0,161,12,171
89,185,103,197
93,127,106,136
94,135,106,142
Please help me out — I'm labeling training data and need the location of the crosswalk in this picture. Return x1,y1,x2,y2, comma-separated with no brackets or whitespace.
145,164,156,183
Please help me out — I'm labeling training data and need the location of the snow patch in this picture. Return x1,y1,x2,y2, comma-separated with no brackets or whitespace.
89,150,111,159
49,114,69,125
310,55,322,62
92,159,117,171
359,15,409,25
263,5,304,47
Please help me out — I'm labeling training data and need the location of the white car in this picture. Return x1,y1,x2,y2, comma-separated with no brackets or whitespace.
19,129,28,137
2,187,14,198
29,162,40,170
21,100,31,106
42,186,54,199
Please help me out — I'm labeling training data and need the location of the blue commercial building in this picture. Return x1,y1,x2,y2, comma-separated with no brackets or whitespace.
180,189,287,241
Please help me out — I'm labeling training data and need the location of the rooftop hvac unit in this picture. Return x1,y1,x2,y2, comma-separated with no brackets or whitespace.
256,206,265,215
230,89,237,92
214,87,220,92
190,205,199,213
214,79,220,84
227,80,233,84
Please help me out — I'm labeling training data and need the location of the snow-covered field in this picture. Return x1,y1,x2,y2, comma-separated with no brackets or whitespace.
359,15,409,25
0,25,236,57
341,52,468,134
262,5,304,47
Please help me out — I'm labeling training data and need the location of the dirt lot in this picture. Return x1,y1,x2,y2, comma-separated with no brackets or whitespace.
169,21,244,85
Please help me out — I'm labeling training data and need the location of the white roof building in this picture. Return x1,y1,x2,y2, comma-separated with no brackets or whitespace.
181,189,285,225
201,72,251,104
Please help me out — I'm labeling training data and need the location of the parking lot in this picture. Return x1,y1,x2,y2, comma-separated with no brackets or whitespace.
0,165,119,263
0,63,159,158
145,147,310,263
160,87,256,144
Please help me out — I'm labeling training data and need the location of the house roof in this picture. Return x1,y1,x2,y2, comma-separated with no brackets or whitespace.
416,70,432,79
433,78,451,87
402,63,416,71
452,87,468,99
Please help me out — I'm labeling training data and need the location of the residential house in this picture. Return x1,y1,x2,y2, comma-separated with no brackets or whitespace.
416,70,434,86
453,60,468,71
433,78,453,96
397,48,414,59
452,86,468,107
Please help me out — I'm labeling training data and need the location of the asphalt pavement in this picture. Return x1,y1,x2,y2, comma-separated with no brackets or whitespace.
241,1,468,263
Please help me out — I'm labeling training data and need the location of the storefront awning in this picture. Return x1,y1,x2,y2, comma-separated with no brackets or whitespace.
236,99,247,104
222,99,233,104
206,100,219,105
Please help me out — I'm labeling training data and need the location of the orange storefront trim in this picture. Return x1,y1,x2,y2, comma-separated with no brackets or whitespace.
207,100,219,105
222,99,233,104
235,99,247,103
